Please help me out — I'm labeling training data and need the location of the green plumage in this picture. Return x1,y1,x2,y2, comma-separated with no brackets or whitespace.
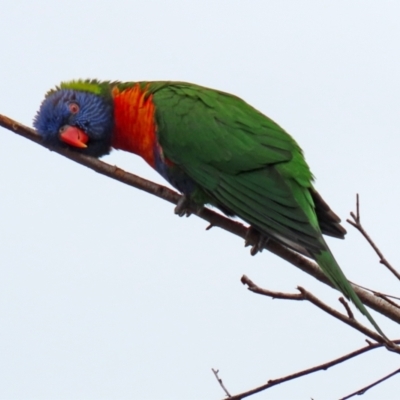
39,79,383,336
147,82,384,336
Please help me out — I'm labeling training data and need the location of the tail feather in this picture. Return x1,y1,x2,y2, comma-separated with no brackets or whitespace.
311,189,347,239
313,246,386,339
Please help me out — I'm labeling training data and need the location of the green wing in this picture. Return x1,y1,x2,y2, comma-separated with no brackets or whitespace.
152,82,322,255
150,82,385,337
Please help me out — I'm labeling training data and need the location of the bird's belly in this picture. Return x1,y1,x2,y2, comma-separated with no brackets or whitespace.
154,151,197,195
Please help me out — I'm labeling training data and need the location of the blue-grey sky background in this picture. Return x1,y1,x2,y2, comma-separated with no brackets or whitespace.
1,1,400,399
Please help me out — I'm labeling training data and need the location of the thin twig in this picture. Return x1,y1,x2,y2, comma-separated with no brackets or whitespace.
339,367,400,400
212,368,231,398
352,282,400,303
339,297,355,319
351,282,400,310
225,339,400,400
1,114,400,325
376,294,400,309
240,275,393,346
347,194,400,281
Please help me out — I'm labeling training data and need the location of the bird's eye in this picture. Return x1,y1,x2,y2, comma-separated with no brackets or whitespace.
69,102,80,114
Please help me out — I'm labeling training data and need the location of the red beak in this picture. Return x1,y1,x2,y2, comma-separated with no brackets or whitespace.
59,125,89,149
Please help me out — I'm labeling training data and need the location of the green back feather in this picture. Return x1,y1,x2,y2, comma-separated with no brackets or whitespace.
149,82,385,337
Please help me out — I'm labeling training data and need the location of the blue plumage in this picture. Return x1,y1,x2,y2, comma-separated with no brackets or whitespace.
34,89,114,157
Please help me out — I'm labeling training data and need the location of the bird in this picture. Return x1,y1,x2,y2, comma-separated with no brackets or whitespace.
34,79,385,337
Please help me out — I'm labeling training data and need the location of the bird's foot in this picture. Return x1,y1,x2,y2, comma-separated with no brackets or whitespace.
245,227,270,256
174,195,202,217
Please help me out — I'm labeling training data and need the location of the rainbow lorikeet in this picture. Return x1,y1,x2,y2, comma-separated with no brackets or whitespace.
34,80,384,336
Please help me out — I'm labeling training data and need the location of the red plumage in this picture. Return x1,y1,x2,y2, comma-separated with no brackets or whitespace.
112,84,157,168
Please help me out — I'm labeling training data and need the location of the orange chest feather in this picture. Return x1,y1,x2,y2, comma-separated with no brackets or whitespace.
111,85,157,167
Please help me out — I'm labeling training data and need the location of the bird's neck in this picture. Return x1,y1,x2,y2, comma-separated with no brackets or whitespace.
111,84,157,167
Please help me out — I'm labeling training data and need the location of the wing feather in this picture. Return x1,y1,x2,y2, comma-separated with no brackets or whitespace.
152,82,336,254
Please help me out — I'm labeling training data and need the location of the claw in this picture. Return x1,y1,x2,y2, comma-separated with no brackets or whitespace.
245,227,269,256
174,195,202,217
175,196,192,217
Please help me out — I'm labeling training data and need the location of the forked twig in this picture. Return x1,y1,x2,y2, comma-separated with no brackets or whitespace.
212,368,231,398
352,282,400,303
241,275,394,347
350,282,400,310
220,339,400,400
347,194,400,281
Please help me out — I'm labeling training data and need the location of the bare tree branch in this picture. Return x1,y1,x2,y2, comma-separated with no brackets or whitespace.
220,338,400,400
347,194,400,281
1,114,400,324
339,367,400,400
352,283,400,304
3,114,400,400
240,275,393,346
212,368,231,398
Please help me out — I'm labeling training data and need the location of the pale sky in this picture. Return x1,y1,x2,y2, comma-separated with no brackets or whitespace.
1,1,400,399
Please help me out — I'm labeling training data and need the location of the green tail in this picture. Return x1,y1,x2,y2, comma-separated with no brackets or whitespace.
314,246,386,339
